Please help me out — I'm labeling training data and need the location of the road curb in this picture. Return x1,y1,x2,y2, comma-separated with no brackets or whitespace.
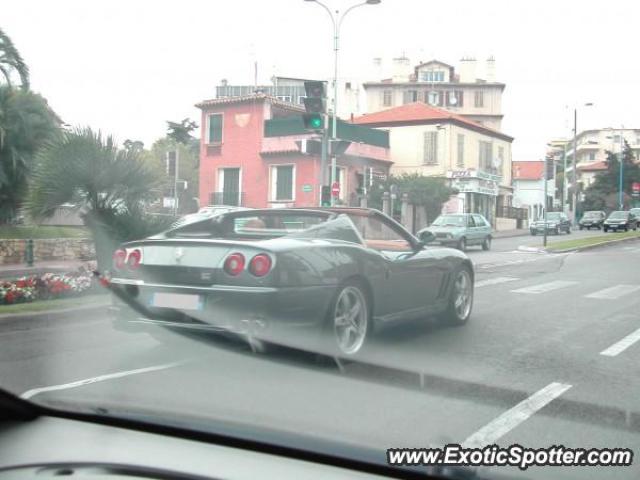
544,234,640,253
0,302,110,327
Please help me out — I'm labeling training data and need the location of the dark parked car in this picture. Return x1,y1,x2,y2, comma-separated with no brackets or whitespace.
579,210,606,230
107,208,474,357
530,212,572,235
603,211,639,232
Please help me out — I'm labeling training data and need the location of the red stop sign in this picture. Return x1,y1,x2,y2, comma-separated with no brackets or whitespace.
331,182,340,197
633,182,640,193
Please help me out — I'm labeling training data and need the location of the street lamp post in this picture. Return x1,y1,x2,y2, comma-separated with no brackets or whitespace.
619,131,625,209
304,0,381,206
571,103,593,227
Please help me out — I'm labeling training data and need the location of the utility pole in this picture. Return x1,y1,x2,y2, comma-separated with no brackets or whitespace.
562,143,567,214
572,108,578,226
619,130,625,209
544,154,550,248
173,149,179,216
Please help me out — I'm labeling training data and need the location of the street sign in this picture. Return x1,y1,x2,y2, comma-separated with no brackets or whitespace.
302,184,313,193
331,182,340,197
633,182,640,192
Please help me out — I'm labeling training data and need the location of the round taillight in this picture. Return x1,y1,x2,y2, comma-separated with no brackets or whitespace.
127,249,142,269
112,249,127,270
224,253,245,276
249,254,272,277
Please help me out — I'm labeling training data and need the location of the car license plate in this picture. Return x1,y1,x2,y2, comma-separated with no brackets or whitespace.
151,292,203,311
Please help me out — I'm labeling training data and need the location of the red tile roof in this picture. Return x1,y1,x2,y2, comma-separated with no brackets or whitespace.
578,161,607,171
351,102,513,141
512,161,544,180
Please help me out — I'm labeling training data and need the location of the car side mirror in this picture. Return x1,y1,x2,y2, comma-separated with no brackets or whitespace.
419,231,435,244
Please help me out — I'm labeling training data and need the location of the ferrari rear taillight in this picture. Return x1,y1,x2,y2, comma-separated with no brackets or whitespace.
112,249,127,270
127,249,142,269
249,254,272,277
224,253,245,276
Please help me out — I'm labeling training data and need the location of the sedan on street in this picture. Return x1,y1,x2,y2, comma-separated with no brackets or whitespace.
603,211,639,232
579,210,606,230
530,212,572,235
416,213,493,251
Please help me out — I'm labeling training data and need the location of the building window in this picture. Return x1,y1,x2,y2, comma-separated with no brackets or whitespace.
382,90,393,107
474,90,484,108
447,90,464,107
426,91,441,106
478,141,493,170
271,165,295,201
420,70,445,82
207,113,223,144
589,152,596,161
423,131,438,165
297,95,307,105
276,95,292,102
403,90,417,104
457,134,465,167
497,146,504,172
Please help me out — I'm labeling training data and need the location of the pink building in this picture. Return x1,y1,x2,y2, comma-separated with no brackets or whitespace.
196,94,391,208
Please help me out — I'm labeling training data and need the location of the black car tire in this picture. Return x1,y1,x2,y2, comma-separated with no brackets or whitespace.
531,230,537,236
554,226,560,235
482,236,491,251
579,225,584,230
604,227,609,232
438,267,473,327
625,226,629,232
567,227,572,234
457,237,467,251
324,280,371,358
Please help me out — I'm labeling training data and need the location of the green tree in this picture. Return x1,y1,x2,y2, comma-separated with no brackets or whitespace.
582,141,640,212
167,118,198,147
28,127,169,269
0,27,29,89
0,86,59,222
368,173,457,223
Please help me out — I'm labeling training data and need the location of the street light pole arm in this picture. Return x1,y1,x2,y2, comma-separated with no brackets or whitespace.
308,0,336,33
338,2,369,30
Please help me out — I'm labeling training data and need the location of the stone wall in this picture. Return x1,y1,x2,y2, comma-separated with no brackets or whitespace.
0,238,96,265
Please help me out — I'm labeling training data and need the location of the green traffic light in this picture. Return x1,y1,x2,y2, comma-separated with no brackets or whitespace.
310,116,322,129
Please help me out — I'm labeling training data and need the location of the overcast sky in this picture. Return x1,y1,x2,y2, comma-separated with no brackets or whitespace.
3,0,638,160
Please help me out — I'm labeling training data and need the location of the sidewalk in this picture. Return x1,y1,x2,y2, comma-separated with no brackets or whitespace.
0,259,89,279
492,229,529,239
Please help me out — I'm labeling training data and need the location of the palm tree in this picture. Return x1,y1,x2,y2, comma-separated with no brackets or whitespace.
0,27,29,89
29,127,164,268
0,85,58,222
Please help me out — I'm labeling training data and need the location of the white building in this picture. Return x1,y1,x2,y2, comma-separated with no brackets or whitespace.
352,102,519,228
512,161,555,222
363,57,505,130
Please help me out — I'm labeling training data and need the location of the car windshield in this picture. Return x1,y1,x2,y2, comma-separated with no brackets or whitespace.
431,215,466,227
5,2,640,479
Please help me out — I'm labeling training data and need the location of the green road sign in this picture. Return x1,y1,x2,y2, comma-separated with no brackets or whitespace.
302,184,313,193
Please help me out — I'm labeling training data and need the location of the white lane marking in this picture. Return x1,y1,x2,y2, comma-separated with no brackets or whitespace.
510,280,578,294
463,382,572,448
585,284,640,300
600,328,640,357
20,362,183,400
475,277,519,288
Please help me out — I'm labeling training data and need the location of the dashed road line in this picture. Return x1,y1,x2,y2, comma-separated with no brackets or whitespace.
600,328,640,357
21,361,185,400
585,284,640,300
510,280,578,294
475,277,519,288
463,382,572,448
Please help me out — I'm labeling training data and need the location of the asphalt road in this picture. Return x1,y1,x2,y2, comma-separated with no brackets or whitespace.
2,235,640,479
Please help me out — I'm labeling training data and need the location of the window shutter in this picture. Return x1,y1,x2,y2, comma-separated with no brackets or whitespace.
276,166,294,200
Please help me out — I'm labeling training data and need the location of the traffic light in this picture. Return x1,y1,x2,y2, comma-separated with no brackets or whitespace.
302,80,327,133
321,186,331,207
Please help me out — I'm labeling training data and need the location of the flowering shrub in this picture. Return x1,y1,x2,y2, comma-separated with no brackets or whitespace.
0,265,98,305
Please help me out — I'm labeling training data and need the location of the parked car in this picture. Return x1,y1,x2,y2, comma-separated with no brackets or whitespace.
603,210,639,232
416,213,492,251
107,208,474,358
630,207,640,219
529,212,572,235
579,210,606,230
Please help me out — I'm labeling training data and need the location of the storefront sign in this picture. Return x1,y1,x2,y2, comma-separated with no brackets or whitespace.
446,169,502,183
451,178,499,196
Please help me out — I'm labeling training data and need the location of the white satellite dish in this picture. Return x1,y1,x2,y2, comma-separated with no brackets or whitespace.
449,96,457,106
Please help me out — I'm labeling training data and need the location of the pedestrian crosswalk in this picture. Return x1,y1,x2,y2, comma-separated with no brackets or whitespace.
476,277,640,301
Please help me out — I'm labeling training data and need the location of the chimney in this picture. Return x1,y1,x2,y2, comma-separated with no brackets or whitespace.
485,56,496,82
221,78,228,86
458,57,476,83
391,56,411,83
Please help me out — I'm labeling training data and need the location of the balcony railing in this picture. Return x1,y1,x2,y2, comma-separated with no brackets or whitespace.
209,192,245,207
498,206,528,220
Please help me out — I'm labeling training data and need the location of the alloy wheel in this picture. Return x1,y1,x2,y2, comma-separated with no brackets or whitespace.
333,286,368,355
